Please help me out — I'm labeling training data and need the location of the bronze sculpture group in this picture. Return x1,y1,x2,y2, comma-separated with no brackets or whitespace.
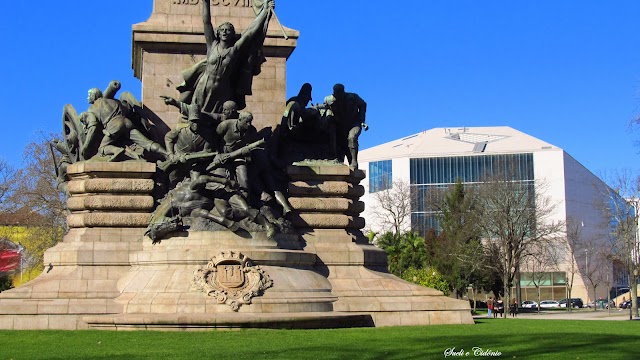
54,0,368,242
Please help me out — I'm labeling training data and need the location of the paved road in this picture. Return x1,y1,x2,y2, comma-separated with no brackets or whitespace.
476,309,640,321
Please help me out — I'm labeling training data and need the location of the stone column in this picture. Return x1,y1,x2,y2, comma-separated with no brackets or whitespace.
50,162,156,269
287,164,388,269
66,162,155,231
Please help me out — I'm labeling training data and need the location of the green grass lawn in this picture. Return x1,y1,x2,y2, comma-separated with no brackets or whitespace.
0,319,638,360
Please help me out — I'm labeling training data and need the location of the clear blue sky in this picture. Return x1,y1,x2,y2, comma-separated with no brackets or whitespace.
1,1,639,178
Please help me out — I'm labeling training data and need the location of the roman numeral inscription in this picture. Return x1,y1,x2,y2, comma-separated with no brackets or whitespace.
172,0,251,6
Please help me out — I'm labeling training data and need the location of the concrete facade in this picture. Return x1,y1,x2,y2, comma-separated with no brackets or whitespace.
359,126,620,304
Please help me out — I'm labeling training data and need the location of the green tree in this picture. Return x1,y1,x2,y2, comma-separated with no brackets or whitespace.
0,273,13,292
439,179,484,295
401,267,449,295
375,231,428,276
434,180,485,297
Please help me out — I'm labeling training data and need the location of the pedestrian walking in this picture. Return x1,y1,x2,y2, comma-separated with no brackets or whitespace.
510,299,518,317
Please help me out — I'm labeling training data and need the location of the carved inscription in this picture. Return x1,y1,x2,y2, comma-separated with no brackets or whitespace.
172,0,251,6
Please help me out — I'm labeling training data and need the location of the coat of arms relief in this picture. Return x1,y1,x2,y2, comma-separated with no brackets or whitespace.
191,251,273,311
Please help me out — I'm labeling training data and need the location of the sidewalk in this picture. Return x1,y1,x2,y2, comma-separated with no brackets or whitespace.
475,309,640,321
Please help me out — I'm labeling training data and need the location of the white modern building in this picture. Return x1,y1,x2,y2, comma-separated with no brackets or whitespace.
359,126,626,303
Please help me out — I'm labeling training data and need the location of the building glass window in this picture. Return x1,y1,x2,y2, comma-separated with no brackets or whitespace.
369,160,392,193
520,272,552,287
409,153,535,234
517,272,569,300
552,272,566,286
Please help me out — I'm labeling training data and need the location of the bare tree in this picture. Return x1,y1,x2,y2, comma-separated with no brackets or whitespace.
549,217,585,312
521,239,556,313
3,134,68,279
0,159,18,211
10,133,67,228
582,242,608,311
601,250,616,315
598,170,640,319
475,168,564,317
369,179,416,235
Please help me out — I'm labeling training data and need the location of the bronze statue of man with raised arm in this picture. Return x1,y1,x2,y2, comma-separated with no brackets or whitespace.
177,0,275,113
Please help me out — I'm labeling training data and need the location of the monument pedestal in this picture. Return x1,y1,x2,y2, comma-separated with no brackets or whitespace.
0,163,472,330
287,165,473,326
84,231,372,330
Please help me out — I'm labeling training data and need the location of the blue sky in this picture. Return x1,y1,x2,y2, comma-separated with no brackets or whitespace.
1,1,639,178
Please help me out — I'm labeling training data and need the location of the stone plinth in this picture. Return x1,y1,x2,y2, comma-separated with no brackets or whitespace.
0,162,156,330
66,162,156,228
0,162,472,330
119,234,335,316
83,231,372,330
287,164,474,326
0,161,373,331
133,0,299,135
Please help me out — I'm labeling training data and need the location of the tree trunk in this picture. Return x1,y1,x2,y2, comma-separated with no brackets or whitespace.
629,272,638,319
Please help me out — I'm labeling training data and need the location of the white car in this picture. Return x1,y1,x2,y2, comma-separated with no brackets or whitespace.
539,300,560,308
521,300,538,309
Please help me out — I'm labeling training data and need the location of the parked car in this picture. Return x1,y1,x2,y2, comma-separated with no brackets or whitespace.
539,300,560,308
521,300,538,309
559,298,584,308
586,299,614,309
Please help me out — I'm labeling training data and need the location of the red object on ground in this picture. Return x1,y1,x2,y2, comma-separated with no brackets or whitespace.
0,250,21,272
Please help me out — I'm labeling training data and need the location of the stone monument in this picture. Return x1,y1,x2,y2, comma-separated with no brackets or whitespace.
0,0,473,330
